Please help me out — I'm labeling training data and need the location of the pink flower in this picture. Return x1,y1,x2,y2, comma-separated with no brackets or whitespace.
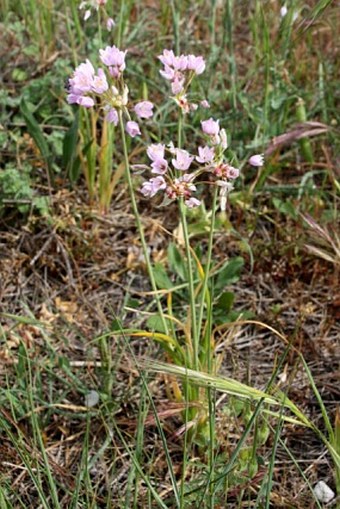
249,154,264,167
91,68,108,94
106,108,118,125
84,9,91,20
106,17,115,30
172,149,194,171
196,146,215,164
151,159,168,175
134,101,154,119
185,197,201,208
168,173,196,199
99,45,127,77
141,176,166,197
226,166,239,179
187,55,205,74
69,59,95,94
158,49,206,96
174,55,188,71
67,93,94,107
147,144,165,161
171,78,185,95
159,65,175,81
77,96,95,107
201,118,220,136
125,121,141,137
200,99,210,109
158,49,177,68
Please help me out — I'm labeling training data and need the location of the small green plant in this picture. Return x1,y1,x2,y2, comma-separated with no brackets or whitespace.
0,164,49,216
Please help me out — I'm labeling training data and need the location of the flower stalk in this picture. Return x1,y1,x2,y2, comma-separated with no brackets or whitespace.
118,111,169,335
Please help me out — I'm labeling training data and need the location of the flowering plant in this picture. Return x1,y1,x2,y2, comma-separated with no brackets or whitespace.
66,44,261,439
66,45,154,210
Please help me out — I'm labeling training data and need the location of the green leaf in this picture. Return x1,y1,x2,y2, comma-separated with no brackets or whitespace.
153,262,173,290
215,256,244,291
146,315,169,334
217,291,235,313
62,111,79,182
272,198,297,219
20,98,53,181
12,69,28,82
167,242,186,281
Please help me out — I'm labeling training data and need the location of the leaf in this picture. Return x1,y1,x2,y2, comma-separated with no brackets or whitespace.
272,198,297,219
167,242,186,281
216,291,235,313
62,111,79,182
215,256,244,291
146,315,169,334
153,262,173,290
20,98,53,180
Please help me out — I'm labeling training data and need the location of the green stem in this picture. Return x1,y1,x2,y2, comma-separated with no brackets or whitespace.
198,187,218,355
177,110,183,149
179,199,198,371
118,111,168,335
97,9,102,47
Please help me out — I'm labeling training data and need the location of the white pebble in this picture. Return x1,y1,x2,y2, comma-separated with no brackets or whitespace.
84,390,100,408
313,481,335,503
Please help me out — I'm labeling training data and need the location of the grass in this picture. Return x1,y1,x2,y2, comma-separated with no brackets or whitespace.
0,0,339,507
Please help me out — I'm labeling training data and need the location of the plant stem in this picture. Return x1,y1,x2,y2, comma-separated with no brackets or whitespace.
178,199,198,371
198,187,218,355
118,111,168,334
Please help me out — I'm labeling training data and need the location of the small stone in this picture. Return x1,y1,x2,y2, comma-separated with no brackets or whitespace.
84,390,100,408
313,481,335,503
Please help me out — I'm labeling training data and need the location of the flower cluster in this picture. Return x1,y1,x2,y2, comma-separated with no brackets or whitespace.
79,0,115,29
67,45,154,137
139,117,240,211
158,49,207,113
79,0,106,20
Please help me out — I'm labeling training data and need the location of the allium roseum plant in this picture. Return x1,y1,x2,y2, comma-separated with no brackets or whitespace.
67,45,261,440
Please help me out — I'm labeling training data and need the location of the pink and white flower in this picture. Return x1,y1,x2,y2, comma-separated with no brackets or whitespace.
226,166,239,179
196,146,215,164
171,78,185,95
172,149,194,171
201,118,220,136
99,45,127,77
158,49,177,68
125,121,141,137
134,101,154,119
67,94,95,108
151,159,168,175
105,107,118,125
141,176,166,197
185,197,201,208
249,154,264,167
158,49,206,98
200,99,210,109
147,143,166,162
106,18,115,30
91,68,108,94
68,59,95,94
187,55,205,74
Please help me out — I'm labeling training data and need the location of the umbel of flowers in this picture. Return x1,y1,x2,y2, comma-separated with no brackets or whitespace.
134,50,244,211
158,49,207,112
140,117,240,211
67,45,153,137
